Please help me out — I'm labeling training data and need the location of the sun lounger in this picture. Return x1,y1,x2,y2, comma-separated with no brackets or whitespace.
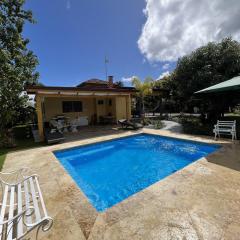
118,119,143,130
45,129,65,144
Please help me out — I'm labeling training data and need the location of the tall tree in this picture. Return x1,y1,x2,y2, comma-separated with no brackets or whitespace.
172,37,240,103
131,77,153,114
0,0,39,146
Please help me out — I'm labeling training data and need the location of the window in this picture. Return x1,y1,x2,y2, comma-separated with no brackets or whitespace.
73,101,82,112
62,101,72,113
98,100,104,105
62,101,82,113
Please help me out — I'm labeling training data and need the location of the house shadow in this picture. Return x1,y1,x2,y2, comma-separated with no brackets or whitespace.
62,125,140,144
204,141,240,172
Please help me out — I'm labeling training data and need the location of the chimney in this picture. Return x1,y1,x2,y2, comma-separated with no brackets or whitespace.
108,76,113,88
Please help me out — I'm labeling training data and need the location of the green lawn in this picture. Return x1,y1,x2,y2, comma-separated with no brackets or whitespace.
0,149,8,171
0,139,45,170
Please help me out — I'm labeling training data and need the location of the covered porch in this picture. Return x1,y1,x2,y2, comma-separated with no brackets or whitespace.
27,86,134,141
61,125,123,142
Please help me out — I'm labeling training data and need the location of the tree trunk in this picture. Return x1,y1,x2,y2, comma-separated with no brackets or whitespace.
142,98,145,114
142,97,145,119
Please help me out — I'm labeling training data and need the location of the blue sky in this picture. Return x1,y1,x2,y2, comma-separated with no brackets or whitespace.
24,0,240,87
24,0,175,87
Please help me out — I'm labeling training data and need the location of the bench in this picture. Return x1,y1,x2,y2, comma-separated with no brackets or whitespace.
213,120,237,141
0,168,53,240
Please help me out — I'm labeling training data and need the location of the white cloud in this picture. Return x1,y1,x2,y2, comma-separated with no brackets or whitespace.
138,0,240,62
121,76,135,83
162,63,170,70
158,71,170,80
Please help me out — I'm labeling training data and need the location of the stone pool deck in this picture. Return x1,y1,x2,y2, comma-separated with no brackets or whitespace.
3,128,240,240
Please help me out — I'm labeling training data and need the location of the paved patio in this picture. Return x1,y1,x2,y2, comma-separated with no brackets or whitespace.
3,127,240,240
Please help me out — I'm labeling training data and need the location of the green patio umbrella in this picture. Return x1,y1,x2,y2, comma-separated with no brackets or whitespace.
195,76,240,94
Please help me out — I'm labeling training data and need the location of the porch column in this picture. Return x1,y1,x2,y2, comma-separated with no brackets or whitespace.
93,97,97,125
126,95,131,120
36,95,44,141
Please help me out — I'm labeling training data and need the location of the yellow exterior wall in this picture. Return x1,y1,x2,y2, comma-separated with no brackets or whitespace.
34,92,133,141
95,97,116,122
43,96,120,123
44,97,95,123
95,98,106,121
115,96,127,121
106,97,116,116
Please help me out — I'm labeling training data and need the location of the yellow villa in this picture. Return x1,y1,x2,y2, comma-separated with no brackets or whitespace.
26,76,136,141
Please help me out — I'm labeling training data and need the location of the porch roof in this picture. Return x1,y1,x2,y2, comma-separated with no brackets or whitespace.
26,85,137,96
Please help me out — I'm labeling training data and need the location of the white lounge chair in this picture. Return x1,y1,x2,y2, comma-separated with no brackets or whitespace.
0,168,53,240
50,119,64,133
70,119,78,132
213,120,237,141
76,116,88,126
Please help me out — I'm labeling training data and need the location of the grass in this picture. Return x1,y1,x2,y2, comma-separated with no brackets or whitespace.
0,149,8,171
0,138,45,170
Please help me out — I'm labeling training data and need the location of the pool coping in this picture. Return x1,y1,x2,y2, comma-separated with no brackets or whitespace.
53,132,222,212
3,128,240,239
53,132,221,154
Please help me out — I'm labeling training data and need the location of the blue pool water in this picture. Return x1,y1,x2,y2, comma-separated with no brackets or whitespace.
54,134,219,211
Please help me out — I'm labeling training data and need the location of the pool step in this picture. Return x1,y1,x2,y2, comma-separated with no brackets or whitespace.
61,145,116,161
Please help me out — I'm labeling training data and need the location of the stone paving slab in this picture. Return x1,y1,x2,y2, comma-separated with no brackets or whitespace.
3,128,240,240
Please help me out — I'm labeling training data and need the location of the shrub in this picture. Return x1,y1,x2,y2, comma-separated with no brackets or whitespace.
154,120,164,129
148,119,164,129
178,117,213,136
12,125,33,140
179,115,240,139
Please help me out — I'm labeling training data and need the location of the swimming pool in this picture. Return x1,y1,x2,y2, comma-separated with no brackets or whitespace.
54,134,219,211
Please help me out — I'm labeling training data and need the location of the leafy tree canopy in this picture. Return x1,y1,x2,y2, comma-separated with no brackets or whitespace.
132,76,153,98
171,37,240,101
154,75,173,91
131,76,154,114
0,0,39,146
115,80,124,88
